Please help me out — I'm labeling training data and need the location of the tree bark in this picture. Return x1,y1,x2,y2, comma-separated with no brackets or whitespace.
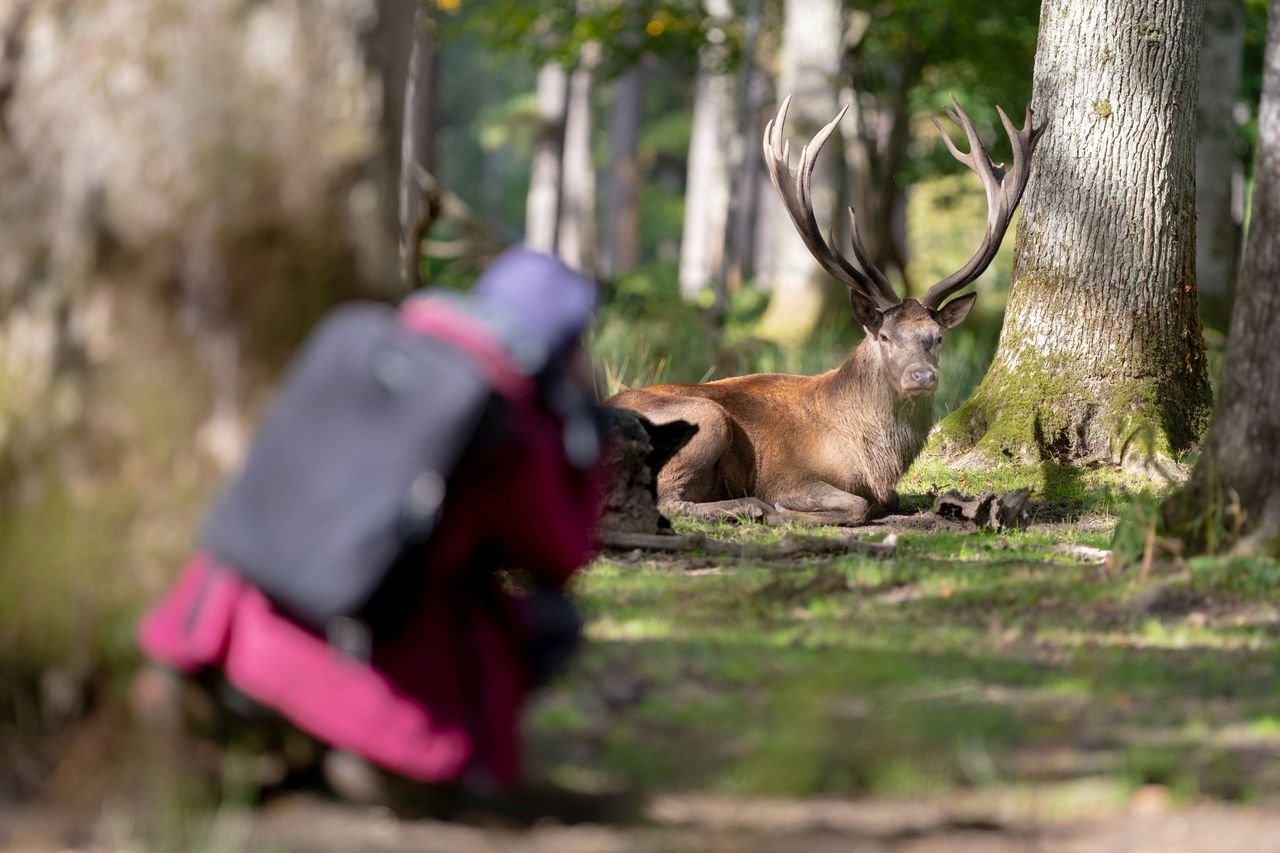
1165,0,1280,555
398,1,440,286
0,0,388,625
604,64,644,279
678,0,734,303
935,0,1212,465
843,32,918,297
725,0,765,291
755,0,844,343
1195,0,1245,330
556,46,599,276
525,61,568,254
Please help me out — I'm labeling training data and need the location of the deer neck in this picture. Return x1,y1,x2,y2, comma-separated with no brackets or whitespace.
823,339,935,490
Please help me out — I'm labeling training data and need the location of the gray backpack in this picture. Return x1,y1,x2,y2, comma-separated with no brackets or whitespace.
202,302,494,633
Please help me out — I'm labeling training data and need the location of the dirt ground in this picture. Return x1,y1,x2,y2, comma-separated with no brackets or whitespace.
9,787,1280,852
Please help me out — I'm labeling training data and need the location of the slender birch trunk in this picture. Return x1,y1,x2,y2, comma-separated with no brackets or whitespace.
557,46,599,275
678,0,734,302
756,0,844,342
525,61,568,254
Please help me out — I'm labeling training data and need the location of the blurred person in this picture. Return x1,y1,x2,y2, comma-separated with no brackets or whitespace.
133,248,604,812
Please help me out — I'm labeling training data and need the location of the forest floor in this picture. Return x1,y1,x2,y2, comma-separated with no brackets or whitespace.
6,460,1280,851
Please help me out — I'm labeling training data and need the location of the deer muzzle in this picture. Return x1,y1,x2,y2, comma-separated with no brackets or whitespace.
903,365,938,395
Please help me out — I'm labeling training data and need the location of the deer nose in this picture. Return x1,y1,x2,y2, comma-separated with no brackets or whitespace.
909,368,937,390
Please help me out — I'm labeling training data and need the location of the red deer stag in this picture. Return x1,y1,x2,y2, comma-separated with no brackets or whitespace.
608,95,1044,525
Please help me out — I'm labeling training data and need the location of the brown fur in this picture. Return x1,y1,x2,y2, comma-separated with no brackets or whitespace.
606,299,967,525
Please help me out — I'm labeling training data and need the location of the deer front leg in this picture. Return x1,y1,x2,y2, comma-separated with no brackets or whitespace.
773,482,871,526
633,398,783,525
659,497,783,525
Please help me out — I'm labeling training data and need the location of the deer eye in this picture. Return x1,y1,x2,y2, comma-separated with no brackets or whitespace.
878,333,891,345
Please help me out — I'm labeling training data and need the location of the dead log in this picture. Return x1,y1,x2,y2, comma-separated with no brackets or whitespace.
933,488,1030,530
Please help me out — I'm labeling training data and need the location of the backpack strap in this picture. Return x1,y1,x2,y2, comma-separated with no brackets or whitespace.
398,296,532,399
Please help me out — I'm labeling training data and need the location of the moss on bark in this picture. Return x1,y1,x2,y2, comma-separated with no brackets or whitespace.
932,339,1210,466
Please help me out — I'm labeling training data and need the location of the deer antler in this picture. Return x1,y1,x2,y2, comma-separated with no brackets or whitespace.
763,97,900,310
920,96,1046,309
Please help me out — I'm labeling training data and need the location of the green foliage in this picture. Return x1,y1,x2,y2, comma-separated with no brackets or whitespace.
591,260,863,396
1108,496,1163,568
1188,555,1280,597
1240,0,1274,160
855,0,1041,185
455,0,710,80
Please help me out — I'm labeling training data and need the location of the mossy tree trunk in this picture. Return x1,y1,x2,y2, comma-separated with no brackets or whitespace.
1164,0,1280,555
935,0,1212,465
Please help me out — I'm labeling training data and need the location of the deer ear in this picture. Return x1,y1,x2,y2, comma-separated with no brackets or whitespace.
937,292,977,329
849,289,883,334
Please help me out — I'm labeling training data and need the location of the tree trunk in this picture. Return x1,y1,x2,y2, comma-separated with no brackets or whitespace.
876,57,916,296
678,0,734,303
935,0,1212,465
1196,0,1246,330
1165,0,1280,555
361,0,412,257
755,0,844,343
525,61,568,254
0,0,389,657
843,38,918,297
556,46,599,276
398,1,440,286
725,0,765,291
604,64,644,279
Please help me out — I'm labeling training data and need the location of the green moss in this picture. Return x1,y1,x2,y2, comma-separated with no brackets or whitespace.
903,454,1165,519
930,278,1211,467
531,501,1280,803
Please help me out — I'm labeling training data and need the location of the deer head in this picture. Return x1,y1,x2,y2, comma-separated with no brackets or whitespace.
763,95,1045,398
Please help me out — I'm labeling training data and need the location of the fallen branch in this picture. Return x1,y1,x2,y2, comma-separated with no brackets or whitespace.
598,530,898,559
1050,543,1112,563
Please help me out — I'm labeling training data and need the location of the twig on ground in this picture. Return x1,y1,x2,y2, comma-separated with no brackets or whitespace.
1050,543,1112,563
597,530,898,559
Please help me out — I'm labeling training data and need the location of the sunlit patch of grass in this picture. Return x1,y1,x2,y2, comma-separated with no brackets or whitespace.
902,455,1172,519
1187,555,1280,597
535,493,1280,803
